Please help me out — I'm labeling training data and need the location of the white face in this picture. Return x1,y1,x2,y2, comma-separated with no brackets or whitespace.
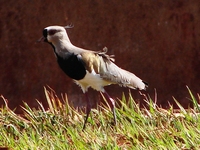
43,26,66,43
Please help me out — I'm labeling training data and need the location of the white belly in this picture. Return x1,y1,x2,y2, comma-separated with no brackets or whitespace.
74,70,112,93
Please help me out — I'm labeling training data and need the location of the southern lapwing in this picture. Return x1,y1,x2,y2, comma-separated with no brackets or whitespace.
39,25,148,129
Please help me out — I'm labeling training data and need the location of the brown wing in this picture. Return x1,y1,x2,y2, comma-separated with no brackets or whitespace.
81,49,147,90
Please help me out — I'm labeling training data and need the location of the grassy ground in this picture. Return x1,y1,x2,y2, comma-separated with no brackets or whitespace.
0,87,200,150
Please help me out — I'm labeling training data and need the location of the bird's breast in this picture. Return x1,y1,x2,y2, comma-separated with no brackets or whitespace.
55,52,86,80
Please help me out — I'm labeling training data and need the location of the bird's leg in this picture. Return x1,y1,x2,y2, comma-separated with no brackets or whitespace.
82,92,91,130
102,91,117,125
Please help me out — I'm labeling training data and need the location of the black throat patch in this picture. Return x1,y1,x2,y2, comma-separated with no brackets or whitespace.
55,52,86,80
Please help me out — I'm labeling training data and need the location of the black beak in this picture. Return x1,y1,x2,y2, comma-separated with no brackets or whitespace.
37,36,47,43
37,28,48,43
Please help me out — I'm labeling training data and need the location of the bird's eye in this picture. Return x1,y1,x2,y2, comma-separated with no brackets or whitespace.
48,29,57,36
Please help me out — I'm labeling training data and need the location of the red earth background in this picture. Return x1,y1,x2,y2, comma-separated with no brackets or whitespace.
0,0,200,111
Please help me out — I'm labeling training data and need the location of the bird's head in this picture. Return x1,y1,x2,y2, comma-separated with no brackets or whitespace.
38,25,73,44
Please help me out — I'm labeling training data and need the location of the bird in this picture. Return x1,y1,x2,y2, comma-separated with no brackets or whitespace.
38,25,148,129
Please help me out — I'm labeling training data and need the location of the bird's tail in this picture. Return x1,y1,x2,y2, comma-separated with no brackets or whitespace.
118,68,148,90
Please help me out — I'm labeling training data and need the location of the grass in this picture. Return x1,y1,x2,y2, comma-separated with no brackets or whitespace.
0,87,200,150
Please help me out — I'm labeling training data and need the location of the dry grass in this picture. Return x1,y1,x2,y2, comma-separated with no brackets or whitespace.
0,87,200,149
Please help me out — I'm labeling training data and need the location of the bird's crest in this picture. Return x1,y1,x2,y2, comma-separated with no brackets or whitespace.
64,24,74,29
